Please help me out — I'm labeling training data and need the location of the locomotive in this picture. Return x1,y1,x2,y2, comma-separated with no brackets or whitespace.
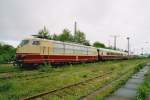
16,38,128,66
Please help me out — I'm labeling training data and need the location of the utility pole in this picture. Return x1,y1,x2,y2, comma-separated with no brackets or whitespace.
108,40,111,47
74,21,77,35
127,37,130,56
74,21,77,42
110,35,119,50
114,36,117,50
141,48,144,55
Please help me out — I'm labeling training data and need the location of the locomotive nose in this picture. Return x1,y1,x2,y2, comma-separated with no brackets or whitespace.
16,54,25,59
16,53,26,63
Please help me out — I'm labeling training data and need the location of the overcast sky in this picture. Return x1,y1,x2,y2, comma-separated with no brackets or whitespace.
0,0,150,54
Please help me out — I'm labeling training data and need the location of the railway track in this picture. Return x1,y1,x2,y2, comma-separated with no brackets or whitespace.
23,71,113,100
79,69,133,100
0,72,14,79
0,71,50,80
23,66,137,100
0,64,54,80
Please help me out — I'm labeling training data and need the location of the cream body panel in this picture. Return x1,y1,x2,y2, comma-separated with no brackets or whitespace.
40,41,53,55
16,44,40,54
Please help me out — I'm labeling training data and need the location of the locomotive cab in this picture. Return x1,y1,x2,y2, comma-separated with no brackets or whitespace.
16,38,42,66
17,39,41,54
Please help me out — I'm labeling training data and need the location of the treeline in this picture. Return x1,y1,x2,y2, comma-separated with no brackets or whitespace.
33,26,106,48
0,43,16,63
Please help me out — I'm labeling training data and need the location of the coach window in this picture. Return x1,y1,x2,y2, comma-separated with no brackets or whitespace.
32,41,40,45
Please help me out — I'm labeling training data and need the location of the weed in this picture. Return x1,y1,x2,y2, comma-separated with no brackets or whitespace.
0,81,11,92
93,95,102,100
137,81,149,100
82,74,88,78
38,62,53,72
110,67,115,71
137,69,150,100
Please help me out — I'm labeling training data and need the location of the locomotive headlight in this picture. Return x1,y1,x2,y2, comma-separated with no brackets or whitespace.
20,54,26,58
16,54,26,58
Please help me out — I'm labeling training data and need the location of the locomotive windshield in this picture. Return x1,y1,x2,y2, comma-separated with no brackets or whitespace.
20,40,29,46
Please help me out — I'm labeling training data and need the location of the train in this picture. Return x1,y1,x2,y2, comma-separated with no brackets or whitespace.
16,38,128,66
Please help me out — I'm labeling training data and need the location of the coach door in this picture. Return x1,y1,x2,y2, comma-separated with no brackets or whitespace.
40,41,53,55
41,46,49,55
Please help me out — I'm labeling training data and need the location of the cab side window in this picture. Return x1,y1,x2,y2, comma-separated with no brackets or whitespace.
32,41,40,45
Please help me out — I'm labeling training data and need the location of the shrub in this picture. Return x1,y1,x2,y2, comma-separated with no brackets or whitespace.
0,43,16,64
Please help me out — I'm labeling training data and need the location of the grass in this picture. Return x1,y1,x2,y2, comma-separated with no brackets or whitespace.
0,64,19,73
38,62,54,72
137,67,150,100
0,58,150,100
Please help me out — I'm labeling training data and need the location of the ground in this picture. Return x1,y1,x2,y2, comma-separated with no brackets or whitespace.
0,58,150,100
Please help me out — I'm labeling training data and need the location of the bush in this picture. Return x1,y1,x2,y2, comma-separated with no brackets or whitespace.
0,43,16,64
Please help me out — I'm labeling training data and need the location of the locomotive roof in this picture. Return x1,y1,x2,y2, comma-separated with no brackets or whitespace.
98,48,127,54
24,38,127,54
27,37,96,48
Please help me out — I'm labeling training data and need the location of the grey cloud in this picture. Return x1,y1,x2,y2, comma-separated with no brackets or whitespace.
0,0,150,54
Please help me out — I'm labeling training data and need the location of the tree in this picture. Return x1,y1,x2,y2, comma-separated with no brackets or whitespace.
106,46,114,50
93,41,106,48
74,30,86,44
58,29,73,42
52,33,59,40
33,26,51,39
0,43,16,63
83,40,91,46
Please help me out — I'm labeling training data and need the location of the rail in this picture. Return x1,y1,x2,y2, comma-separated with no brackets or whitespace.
23,71,113,100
